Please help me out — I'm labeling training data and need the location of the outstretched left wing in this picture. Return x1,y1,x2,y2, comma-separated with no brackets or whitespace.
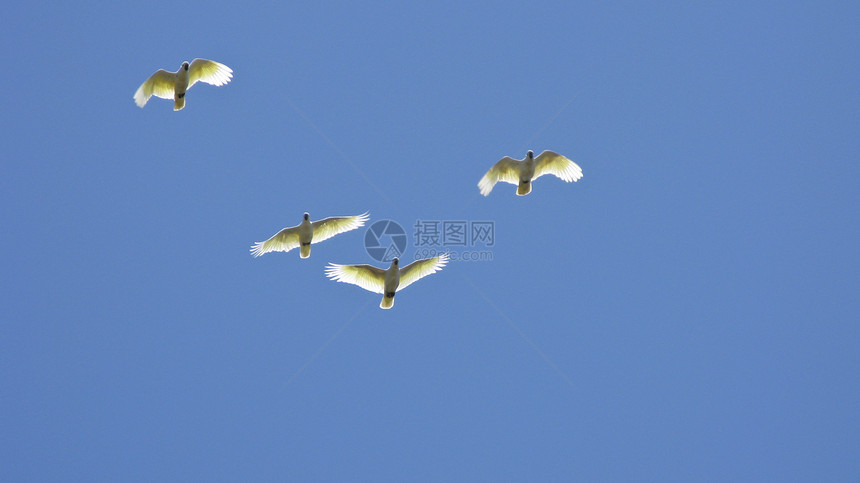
398,254,449,290
188,58,233,89
311,212,369,244
533,150,583,182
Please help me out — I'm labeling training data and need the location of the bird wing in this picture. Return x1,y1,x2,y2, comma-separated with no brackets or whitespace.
533,150,583,182
398,254,449,290
188,59,233,89
311,212,370,244
134,69,176,107
325,263,386,294
478,156,522,196
250,225,301,257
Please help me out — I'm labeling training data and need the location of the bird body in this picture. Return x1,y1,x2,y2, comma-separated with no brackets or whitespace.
517,154,536,195
478,150,583,196
134,59,233,110
298,216,313,258
172,63,190,110
325,255,448,309
381,261,401,309
251,212,369,259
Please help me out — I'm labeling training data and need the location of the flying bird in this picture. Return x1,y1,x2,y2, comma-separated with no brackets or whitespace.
251,212,369,259
134,59,233,110
478,150,583,196
325,254,449,309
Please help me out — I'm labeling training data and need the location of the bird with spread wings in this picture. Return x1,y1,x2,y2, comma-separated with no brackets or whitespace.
251,212,369,259
478,150,583,196
325,254,449,309
134,58,233,110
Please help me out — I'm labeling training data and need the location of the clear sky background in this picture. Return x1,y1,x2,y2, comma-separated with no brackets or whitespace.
2,1,858,480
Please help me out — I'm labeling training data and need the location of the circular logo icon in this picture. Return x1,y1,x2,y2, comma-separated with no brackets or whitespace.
364,219,407,262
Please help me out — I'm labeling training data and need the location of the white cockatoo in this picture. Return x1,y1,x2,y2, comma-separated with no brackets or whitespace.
325,254,449,309
134,59,233,110
251,212,369,259
478,150,583,196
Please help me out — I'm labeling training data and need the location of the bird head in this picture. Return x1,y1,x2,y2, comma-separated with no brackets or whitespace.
303,212,310,221
182,61,189,70
527,150,534,159
393,258,399,266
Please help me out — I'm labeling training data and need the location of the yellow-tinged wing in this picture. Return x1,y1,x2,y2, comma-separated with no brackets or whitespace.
188,59,233,89
398,254,449,290
533,150,583,182
311,212,369,244
250,226,300,257
325,263,386,294
478,157,522,196
134,69,176,108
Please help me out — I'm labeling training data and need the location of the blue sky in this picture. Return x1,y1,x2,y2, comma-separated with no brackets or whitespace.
2,1,858,480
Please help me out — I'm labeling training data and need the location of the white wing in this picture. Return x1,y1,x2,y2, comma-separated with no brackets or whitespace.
250,225,300,257
188,59,233,89
398,254,449,290
478,157,522,196
311,212,369,244
533,150,583,182
134,69,176,107
325,263,386,294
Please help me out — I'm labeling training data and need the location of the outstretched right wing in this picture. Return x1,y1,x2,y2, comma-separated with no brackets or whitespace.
250,226,301,257
134,69,176,107
325,263,386,294
478,157,522,196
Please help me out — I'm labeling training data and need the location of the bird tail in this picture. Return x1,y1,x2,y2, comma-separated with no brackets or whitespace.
174,96,185,111
380,294,395,309
517,180,531,195
300,245,311,258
